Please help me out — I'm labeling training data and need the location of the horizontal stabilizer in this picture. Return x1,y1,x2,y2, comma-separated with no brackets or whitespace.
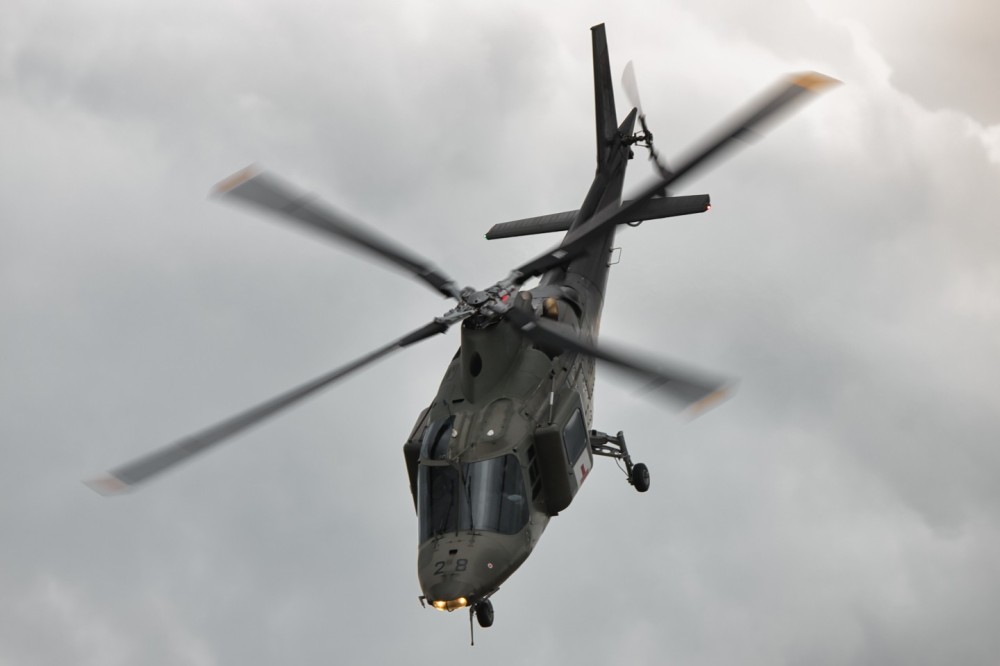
485,194,710,240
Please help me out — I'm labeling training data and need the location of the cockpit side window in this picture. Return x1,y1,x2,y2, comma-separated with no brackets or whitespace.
418,465,463,541
420,415,454,461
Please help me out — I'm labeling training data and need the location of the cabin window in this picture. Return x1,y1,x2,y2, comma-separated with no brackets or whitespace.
527,445,542,500
562,409,589,464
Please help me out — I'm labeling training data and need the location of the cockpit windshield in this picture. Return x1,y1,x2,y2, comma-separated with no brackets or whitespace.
465,455,528,534
417,455,528,543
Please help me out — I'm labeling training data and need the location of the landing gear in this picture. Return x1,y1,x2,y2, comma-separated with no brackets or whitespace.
630,462,650,493
590,430,650,493
469,598,495,645
475,599,494,628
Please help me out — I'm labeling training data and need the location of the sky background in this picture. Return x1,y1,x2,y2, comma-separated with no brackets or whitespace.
3,1,999,664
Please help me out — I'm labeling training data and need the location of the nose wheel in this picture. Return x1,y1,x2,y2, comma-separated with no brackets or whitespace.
630,462,650,492
475,599,494,627
590,430,650,492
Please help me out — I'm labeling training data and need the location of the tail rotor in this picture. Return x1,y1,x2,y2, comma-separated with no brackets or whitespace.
622,61,672,188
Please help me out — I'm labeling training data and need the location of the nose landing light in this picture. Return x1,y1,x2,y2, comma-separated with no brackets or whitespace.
431,597,468,612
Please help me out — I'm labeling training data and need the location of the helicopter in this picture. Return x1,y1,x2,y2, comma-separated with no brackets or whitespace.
88,23,836,634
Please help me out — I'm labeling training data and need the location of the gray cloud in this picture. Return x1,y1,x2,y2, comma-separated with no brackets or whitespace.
815,0,1000,125
3,1,999,664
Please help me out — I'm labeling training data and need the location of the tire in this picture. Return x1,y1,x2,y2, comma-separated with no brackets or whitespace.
475,600,494,628
631,463,650,492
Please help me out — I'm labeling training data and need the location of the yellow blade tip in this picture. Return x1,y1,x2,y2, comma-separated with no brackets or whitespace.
685,386,733,418
792,71,841,93
212,164,261,196
84,474,130,497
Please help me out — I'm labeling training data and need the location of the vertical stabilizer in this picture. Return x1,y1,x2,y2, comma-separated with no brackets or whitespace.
591,24,618,172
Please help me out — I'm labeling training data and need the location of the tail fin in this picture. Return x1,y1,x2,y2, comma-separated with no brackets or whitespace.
591,24,618,172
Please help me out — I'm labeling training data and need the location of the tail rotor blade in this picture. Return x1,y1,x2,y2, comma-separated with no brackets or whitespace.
622,60,644,116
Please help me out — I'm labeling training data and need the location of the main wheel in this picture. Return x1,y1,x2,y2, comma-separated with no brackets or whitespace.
630,463,650,492
475,599,494,628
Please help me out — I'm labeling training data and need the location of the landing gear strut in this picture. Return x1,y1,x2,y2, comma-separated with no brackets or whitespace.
590,430,650,492
469,598,494,645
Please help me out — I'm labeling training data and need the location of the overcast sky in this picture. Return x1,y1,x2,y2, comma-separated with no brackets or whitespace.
3,1,999,664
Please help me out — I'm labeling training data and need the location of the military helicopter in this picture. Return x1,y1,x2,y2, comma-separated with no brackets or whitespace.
88,24,836,634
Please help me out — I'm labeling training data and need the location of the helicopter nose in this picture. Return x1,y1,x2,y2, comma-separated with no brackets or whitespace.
418,533,518,610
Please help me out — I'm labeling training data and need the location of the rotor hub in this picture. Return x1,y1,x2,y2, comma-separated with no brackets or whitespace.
467,290,491,307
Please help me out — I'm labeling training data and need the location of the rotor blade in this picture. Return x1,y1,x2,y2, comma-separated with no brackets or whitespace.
648,146,673,183
622,61,643,115
509,72,838,283
85,320,451,495
503,307,731,413
510,176,672,281
667,71,839,185
214,167,462,299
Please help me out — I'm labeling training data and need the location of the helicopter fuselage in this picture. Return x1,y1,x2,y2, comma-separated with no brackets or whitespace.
404,47,638,610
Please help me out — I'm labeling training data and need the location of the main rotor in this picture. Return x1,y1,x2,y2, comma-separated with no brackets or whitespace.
87,64,837,496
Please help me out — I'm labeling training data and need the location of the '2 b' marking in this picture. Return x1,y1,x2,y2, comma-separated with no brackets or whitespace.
433,559,468,575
